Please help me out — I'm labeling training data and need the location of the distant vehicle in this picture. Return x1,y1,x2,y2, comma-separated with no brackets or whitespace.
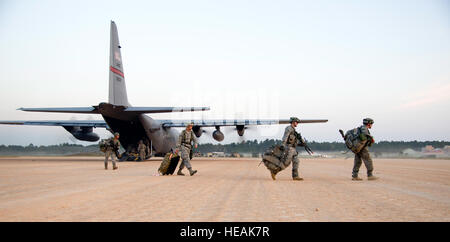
0,21,328,158
208,152,225,158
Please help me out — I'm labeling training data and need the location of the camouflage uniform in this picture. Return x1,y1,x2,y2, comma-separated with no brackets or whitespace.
138,142,146,161
177,129,198,171
282,125,303,178
352,125,374,178
105,138,120,169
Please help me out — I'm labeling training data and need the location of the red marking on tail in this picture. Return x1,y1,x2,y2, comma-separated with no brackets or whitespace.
110,66,124,78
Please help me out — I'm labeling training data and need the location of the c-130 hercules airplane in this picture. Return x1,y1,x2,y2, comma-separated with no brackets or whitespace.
0,21,327,159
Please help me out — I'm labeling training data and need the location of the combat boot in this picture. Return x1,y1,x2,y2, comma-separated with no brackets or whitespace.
270,171,276,180
105,165,108,170
293,176,304,181
177,169,185,176
368,175,378,181
188,168,197,176
352,176,363,181
113,165,118,170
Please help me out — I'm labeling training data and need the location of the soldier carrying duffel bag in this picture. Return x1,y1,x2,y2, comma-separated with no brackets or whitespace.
174,122,198,176
261,117,313,181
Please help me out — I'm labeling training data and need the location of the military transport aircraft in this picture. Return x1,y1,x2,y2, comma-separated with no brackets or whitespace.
0,21,327,159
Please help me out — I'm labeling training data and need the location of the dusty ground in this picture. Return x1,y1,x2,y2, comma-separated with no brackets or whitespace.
0,156,449,221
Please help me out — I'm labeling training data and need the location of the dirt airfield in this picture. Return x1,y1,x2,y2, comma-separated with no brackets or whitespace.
0,156,449,222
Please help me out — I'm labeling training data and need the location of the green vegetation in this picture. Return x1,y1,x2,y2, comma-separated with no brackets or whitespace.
0,143,102,156
197,140,450,154
0,140,449,156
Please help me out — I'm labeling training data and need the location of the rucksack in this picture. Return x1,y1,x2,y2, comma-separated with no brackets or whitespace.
98,138,111,153
261,145,290,175
343,127,367,153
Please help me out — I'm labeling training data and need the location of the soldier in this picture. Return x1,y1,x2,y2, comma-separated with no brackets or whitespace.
175,122,198,176
138,140,146,161
352,118,378,181
145,140,151,157
105,132,121,170
274,117,304,181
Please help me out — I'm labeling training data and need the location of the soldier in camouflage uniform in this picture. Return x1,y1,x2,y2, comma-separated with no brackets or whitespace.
176,122,198,176
273,117,304,181
105,132,121,170
138,140,146,161
352,118,378,181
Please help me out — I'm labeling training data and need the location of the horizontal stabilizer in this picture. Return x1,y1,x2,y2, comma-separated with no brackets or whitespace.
18,107,98,114
124,106,210,114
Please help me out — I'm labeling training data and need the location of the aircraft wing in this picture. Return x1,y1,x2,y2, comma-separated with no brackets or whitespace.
0,120,108,128
124,106,210,114
160,119,328,128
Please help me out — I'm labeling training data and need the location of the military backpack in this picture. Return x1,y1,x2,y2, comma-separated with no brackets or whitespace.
98,138,111,153
261,145,290,175
343,127,367,153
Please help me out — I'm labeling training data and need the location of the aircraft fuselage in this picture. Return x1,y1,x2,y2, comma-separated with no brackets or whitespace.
97,102,178,157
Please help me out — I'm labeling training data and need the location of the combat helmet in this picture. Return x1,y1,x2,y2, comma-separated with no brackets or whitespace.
363,118,374,125
114,132,120,137
186,122,194,127
290,117,301,123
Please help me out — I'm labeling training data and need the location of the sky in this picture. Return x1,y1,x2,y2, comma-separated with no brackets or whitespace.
0,0,449,145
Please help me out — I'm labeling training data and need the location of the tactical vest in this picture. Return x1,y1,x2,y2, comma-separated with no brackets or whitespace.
288,132,296,145
180,130,194,147
289,131,304,147
109,138,120,150
285,127,300,147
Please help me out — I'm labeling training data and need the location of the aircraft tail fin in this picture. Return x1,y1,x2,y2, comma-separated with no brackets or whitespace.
109,21,130,106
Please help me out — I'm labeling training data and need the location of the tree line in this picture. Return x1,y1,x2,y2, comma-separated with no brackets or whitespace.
0,143,101,156
1,140,448,155
196,140,450,154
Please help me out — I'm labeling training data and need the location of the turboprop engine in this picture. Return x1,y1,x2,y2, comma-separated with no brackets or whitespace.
212,129,224,142
63,126,100,142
